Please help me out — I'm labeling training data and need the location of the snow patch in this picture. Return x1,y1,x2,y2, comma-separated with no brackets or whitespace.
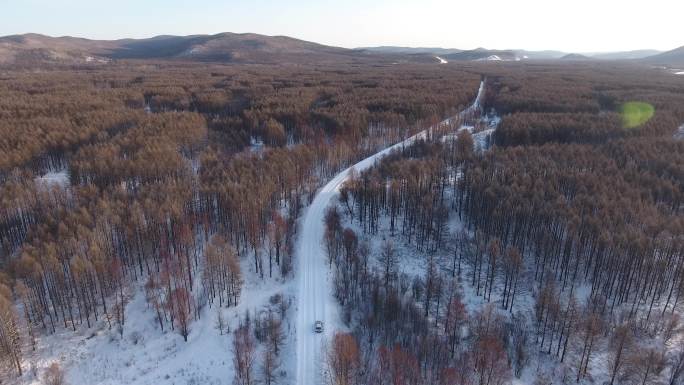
84,55,110,64
435,56,448,64
441,108,501,152
442,125,494,152
477,55,502,61
249,137,265,155
475,55,524,62
472,128,495,151
34,169,69,188
180,46,205,57
675,124,684,140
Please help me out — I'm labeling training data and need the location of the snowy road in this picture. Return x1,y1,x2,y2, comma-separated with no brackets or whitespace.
294,80,484,385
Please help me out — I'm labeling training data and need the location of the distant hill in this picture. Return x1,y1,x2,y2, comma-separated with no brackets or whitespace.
515,50,567,59
0,33,434,66
358,46,463,55
642,46,684,66
1,34,676,66
588,49,661,60
111,33,356,63
361,47,569,61
561,53,592,60
443,48,520,61
0,33,114,64
354,46,678,62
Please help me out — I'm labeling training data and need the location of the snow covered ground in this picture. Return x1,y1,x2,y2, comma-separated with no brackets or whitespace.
294,81,485,385
12,236,298,385
330,134,571,385
675,124,684,140
34,168,69,188
442,125,495,152
435,56,448,64
329,100,682,385
441,109,500,152
249,136,265,154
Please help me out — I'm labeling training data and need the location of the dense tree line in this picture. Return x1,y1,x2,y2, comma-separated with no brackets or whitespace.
324,218,514,385
494,112,623,146
329,63,684,384
484,62,684,144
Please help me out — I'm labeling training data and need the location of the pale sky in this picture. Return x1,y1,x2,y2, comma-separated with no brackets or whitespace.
1,0,682,52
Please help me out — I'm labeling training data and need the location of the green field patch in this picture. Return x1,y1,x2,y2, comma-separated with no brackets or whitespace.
619,101,654,129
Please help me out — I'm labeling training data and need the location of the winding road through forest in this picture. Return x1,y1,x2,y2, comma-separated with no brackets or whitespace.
295,80,485,385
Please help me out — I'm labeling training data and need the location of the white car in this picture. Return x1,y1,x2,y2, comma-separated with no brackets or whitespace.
314,320,323,333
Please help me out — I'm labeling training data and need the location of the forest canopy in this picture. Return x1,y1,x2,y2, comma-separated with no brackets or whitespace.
327,61,684,385
0,61,480,376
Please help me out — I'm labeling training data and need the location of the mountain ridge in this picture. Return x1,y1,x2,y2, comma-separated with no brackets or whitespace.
641,46,684,66
362,45,675,62
0,32,436,65
1,33,681,66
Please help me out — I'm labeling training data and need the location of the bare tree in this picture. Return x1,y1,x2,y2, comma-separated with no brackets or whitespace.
261,347,280,385
266,312,285,355
510,313,530,378
170,287,192,342
327,333,361,385
43,362,66,385
576,309,603,382
632,347,666,385
444,294,467,358
473,335,510,385
668,346,684,385
215,307,226,335
0,286,22,376
608,322,634,385
233,324,257,385
379,241,397,291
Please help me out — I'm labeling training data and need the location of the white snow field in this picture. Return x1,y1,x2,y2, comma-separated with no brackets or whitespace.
294,80,484,385
34,168,69,188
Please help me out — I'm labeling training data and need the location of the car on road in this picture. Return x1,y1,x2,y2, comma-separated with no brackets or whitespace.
314,320,323,333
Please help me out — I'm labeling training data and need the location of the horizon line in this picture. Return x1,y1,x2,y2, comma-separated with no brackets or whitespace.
1,31,676,54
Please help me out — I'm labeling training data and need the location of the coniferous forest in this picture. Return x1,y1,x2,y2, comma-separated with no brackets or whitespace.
0,59,683,385
327,63,684,385
0,61,480,381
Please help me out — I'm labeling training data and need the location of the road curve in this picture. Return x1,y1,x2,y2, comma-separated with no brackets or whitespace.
295,80,484,385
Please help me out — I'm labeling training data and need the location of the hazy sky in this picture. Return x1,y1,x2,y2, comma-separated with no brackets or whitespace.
1,0,682,52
